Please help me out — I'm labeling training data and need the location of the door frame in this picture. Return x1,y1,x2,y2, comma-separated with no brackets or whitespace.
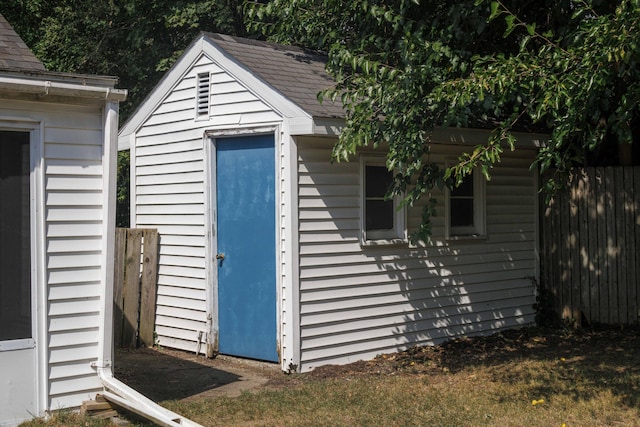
203,125,281,361
0,117,46,420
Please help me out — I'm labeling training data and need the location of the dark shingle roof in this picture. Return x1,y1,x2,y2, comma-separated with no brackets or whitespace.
0,13,46,72
204,33,344,119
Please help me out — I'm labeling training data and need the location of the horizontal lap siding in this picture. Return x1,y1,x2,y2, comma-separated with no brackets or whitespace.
135,61,208,352
134,55,282,353
32,102,106,409
297,137,538,371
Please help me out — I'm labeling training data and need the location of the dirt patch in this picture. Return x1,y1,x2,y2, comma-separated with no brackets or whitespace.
114,347,281,402
306,326,640,376
114,326,640,402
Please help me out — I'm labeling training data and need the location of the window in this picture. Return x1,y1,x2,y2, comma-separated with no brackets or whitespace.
360,156,406,244
446,167,486,238
0,131,31,341
196,72,210,117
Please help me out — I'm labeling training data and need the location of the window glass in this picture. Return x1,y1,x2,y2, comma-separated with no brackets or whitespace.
0,131,31,341
450,174,474,228
366,199,394,231
365,166,393,232
450,198,474,227
452,174,473,197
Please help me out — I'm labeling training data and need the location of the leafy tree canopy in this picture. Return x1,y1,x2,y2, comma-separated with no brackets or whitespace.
249,0,640,241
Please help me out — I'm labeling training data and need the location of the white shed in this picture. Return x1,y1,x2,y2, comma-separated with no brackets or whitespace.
0,15,202,427
118,33,545,373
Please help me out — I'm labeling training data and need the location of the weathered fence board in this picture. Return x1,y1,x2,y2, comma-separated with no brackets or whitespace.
122,229,142,347
113,229,126,348
113,228,159,348
542,166,640,326
138,230,159,347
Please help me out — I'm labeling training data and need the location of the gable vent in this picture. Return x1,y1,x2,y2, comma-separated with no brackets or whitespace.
197,72,210,116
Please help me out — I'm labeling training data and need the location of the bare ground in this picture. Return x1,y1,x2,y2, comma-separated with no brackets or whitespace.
114,325,640,403
114,347,282,402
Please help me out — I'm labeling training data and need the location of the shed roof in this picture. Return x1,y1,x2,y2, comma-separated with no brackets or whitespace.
0,13,46,72
204,33,344,119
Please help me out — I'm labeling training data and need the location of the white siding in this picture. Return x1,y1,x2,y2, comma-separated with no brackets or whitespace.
133,54,283,352
296,136,538,371
44,107,106,409
0,99,108,409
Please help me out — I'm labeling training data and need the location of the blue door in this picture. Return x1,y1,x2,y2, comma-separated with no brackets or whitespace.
215,134,278,362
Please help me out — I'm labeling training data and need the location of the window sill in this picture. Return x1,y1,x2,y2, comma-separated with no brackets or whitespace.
361,238,408,248
0,338,35,352
446,234,488,242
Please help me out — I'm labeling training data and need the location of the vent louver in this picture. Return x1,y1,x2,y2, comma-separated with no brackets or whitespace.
197,73,210,116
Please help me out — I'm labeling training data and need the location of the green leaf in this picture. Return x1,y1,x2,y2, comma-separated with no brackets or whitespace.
489,1,501,20
520,35,532,51
504,14,516,37
526,23,536,36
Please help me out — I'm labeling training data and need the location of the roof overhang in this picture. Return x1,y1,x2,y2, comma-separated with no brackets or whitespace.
290,123,548,149
430,127,547,149
0,71,127,103
307,117,344,136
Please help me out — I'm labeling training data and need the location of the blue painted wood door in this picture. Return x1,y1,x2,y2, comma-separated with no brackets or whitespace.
216,134,278,362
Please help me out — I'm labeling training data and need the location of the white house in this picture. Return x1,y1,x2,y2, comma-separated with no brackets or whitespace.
118,33,545,373
0,14,201,427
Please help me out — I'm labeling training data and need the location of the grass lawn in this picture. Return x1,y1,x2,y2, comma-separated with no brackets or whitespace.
21,326,640,427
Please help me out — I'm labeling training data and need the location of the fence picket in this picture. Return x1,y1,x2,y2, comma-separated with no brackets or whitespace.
624,167,636,324
123,229,143,348
596,167,609,324
113,228,127,348
139,230,159,347
587,168,599,323
635,167,640,323
605,169,619,324
578,170,590,324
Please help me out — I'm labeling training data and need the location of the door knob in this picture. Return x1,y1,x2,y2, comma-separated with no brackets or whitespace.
215,253,225,260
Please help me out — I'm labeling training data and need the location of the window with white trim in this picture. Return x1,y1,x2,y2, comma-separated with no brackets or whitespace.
445,167,486,238
196,72,210,117
360,156,406,244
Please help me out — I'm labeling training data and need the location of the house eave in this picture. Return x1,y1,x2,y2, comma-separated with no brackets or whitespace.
0,73,127,103
310,117,344,137
290,119,548,148
431,127,547,149
0,68,121,87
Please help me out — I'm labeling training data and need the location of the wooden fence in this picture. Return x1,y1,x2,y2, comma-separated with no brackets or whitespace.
541,166,640,326
113,228,159,348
